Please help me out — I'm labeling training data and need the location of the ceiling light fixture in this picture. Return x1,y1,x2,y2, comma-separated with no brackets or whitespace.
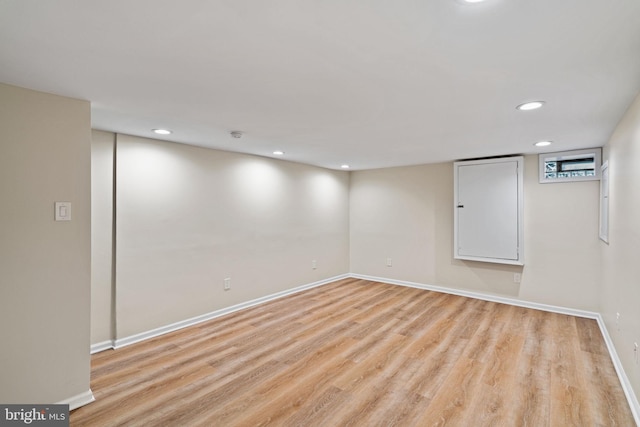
341,164,350,169
534,141,552,147
152,129,172,135
273,150,284,156
230,131,243,139
516,101,545,111
463,0,486,3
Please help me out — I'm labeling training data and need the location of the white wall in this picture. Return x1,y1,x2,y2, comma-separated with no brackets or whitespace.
601,92,640,400
0,84,91,404
350,154,601,311
91,130,115,345
114,134,350,338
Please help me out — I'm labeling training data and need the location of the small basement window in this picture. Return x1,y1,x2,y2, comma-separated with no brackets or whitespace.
539,148,602,183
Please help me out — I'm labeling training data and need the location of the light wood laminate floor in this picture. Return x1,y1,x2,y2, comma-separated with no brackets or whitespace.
71,278,635,426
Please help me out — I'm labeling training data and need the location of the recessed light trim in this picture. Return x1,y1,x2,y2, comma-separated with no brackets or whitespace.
273,150,285,156
463,0,486,3
534,141,552,147
152,128,172,135
516,101,545,111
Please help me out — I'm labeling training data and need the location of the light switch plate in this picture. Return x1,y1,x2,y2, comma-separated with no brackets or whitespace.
55,202,71,221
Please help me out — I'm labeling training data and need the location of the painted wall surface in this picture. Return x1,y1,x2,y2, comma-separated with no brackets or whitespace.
91,130,115,345
115,134,350,338
601,92,640,400
519,155,601,310
350,154,601,311
0,84,91,403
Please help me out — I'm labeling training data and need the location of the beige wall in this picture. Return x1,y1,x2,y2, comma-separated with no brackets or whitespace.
350,154,601,311
114,134,350,338
601,92,640,398
91,130,115,344
0,84,91,403
519,155,601,310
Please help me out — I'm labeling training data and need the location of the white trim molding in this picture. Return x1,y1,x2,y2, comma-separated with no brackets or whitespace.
91,340,115,354
349,274,599,319
595,314,640,425
113,274,349,349
349,273,639,425
58,389,95,411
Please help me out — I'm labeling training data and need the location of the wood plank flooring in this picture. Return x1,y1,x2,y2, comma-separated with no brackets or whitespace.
70,278,635,426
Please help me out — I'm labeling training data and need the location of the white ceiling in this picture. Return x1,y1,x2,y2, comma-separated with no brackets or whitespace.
2,0,640,170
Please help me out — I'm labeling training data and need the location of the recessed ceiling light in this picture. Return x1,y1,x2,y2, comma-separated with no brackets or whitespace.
152,129,172,135
516,101,545,111
534,141,552,147
463,0,486,3
341,164,350,169
230,131,243,139
273,150,284,156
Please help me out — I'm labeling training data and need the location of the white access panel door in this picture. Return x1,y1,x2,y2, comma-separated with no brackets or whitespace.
454,157,523,265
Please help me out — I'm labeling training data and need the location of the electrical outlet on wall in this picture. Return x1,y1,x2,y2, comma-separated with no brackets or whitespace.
386,258,392,267
224,278,231,291
616,312,621,331
634,342,638,364
513,273,522,283
312,260,317,270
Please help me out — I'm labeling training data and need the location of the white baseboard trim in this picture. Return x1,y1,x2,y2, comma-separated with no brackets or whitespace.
349,273,640,424
91,340,115,354
58,389,95,411
595,314,640,425
349,274,599,319
114,274,349,349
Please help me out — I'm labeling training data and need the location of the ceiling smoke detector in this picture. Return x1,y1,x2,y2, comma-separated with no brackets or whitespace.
230,131,243,139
